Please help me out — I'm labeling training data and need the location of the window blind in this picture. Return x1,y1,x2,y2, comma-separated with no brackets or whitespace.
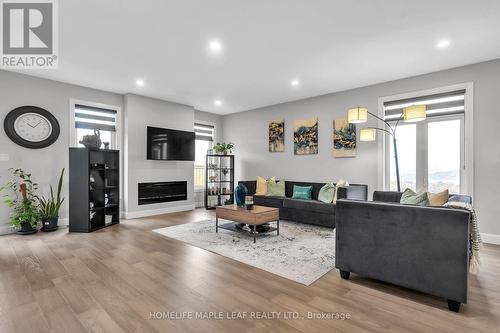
384,89,465,121
75,104,117,132
194,123,214,141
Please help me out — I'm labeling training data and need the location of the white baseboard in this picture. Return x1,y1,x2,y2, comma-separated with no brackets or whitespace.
124,204,195,219
59,218,69,226
0,224,12,235
481,233,500,245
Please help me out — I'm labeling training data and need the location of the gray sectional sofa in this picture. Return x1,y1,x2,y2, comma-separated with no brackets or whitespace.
237,180,368,228
335,190,472,312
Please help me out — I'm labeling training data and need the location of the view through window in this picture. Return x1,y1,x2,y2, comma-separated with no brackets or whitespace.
194,123,214,188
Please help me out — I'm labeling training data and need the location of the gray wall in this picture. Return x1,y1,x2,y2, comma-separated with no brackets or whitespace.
124,94,195,215
223,59,500,236
0,70,123,234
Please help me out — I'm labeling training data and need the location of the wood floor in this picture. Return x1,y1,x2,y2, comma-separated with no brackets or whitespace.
1,209,499,333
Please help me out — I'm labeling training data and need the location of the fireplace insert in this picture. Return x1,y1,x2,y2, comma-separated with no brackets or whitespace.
138,181,187,205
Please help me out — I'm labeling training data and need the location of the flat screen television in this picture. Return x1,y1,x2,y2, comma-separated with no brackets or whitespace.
147,126,195,161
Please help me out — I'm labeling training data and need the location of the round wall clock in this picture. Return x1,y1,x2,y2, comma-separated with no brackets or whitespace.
3,106,60,149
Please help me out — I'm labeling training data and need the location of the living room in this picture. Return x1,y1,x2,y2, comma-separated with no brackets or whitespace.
0,1,499,332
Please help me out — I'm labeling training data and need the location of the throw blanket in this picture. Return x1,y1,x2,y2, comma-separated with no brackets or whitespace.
443,201,482,274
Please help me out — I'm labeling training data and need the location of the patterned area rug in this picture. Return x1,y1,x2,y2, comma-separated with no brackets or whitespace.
153,219,335,285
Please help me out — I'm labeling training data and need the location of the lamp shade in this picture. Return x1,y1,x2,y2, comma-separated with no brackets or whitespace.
347,107,368,124
359,128,377,141
403,105,426,122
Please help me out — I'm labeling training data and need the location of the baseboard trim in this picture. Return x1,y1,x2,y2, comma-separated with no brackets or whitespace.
124,204,195,219
481,233,500,245
0,224,12,235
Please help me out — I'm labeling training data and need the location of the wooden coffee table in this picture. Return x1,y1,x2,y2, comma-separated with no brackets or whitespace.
215,204,280,243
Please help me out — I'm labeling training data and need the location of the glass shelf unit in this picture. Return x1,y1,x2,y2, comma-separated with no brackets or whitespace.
204,154,234,209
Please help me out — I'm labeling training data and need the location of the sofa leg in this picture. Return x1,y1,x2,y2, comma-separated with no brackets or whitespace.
339,270,350,280
447,300,461,312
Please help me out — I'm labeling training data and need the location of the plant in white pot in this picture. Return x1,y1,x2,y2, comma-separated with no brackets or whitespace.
38,168,65,232
0,168,40,234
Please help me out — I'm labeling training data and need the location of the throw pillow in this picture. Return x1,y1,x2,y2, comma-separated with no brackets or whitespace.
332,179,350,204
428,189,449,206
266,180,285,197
400,188,429,206
255,176,275,195
318,183,336,203
292,185,313,200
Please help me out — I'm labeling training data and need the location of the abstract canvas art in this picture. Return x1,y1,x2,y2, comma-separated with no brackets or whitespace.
269,119,285,152
333,117,356,157
293,118,318,155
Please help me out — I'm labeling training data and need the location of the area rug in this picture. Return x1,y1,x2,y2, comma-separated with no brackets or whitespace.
153,220,335,285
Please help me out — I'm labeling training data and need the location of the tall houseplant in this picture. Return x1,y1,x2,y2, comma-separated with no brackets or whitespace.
38,168,65,232
0,168,40,234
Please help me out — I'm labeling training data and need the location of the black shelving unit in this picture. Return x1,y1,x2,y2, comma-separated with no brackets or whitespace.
204,154,234,209
69,148,120,232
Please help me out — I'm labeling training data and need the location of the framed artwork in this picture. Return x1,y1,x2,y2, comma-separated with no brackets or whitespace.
269,118,285,152
333,117,356,157
293,118,318,155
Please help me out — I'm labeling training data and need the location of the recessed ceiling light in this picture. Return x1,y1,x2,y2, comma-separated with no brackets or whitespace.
209,39,222,53
291,79,300,87
437,39,450,49
136,79,145,86
214,99,222,106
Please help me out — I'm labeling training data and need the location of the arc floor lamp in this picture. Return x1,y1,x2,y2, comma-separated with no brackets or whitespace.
347,105,427,192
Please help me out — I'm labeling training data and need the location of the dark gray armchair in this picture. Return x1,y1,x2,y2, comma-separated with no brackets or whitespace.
335,192,471,312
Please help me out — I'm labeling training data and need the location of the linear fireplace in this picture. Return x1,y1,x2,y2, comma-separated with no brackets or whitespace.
138,181,187,205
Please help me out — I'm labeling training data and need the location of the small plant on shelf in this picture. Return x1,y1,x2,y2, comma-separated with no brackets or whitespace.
213,142,234,155
0,168,40,234
38,168,65,232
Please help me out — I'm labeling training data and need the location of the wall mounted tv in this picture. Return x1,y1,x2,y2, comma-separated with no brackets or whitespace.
147,126,195,161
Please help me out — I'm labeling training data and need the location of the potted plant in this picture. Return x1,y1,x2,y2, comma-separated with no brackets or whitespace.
38,168,65,232
213,142,235,155
0,168,40,234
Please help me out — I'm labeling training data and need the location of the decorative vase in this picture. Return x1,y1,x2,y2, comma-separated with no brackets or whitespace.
234,184,248,207
245,195,254,210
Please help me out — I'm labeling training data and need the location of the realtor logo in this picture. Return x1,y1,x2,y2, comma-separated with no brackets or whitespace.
1,0,58,68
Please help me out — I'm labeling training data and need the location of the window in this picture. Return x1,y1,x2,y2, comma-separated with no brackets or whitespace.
194,123,215,188
389,124,416,191
383,89,468,194
70,101,120,149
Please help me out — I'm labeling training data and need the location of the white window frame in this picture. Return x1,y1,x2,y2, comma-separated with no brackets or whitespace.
377,82,474,196
194,120,217,192
69,99,122,150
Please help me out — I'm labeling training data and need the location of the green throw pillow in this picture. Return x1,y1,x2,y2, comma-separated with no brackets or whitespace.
292,185,313,200
318,183,336,203
400,188,429,206
266,179,285,197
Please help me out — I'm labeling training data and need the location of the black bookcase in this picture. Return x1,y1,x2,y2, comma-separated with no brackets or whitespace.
69,148,120,232
204,154,234,209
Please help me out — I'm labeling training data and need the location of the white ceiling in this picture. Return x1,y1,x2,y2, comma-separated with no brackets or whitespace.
11,0,500,114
